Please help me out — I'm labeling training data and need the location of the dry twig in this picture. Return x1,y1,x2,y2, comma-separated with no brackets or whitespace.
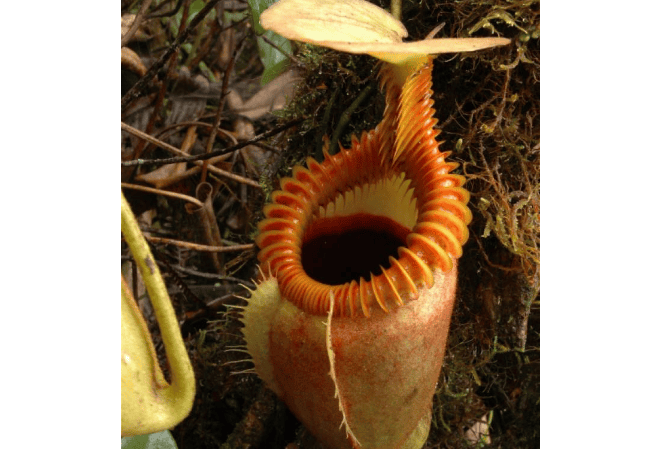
142,235,254,253
122,118,303,169
121,182,204,208
121,121,261,188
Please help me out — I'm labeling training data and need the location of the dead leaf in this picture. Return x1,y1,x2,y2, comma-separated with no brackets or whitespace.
137,125,199,188
168,69,211,125
227,69,300,120
121,14,136,38
121,47,147,77
122,13,150,42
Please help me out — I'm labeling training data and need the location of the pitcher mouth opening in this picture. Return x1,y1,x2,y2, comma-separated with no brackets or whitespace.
256,134,469,318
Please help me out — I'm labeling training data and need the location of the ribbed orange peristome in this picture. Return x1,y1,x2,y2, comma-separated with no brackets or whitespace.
256,58,472,318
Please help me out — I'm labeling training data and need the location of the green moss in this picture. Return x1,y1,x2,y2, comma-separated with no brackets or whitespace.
272,43,383,163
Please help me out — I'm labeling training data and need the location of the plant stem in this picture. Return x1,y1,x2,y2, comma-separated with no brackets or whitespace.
391,0,401,20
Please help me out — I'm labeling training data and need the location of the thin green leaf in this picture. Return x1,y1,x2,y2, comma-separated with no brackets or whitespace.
257,31,291,85
248,1,293,84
